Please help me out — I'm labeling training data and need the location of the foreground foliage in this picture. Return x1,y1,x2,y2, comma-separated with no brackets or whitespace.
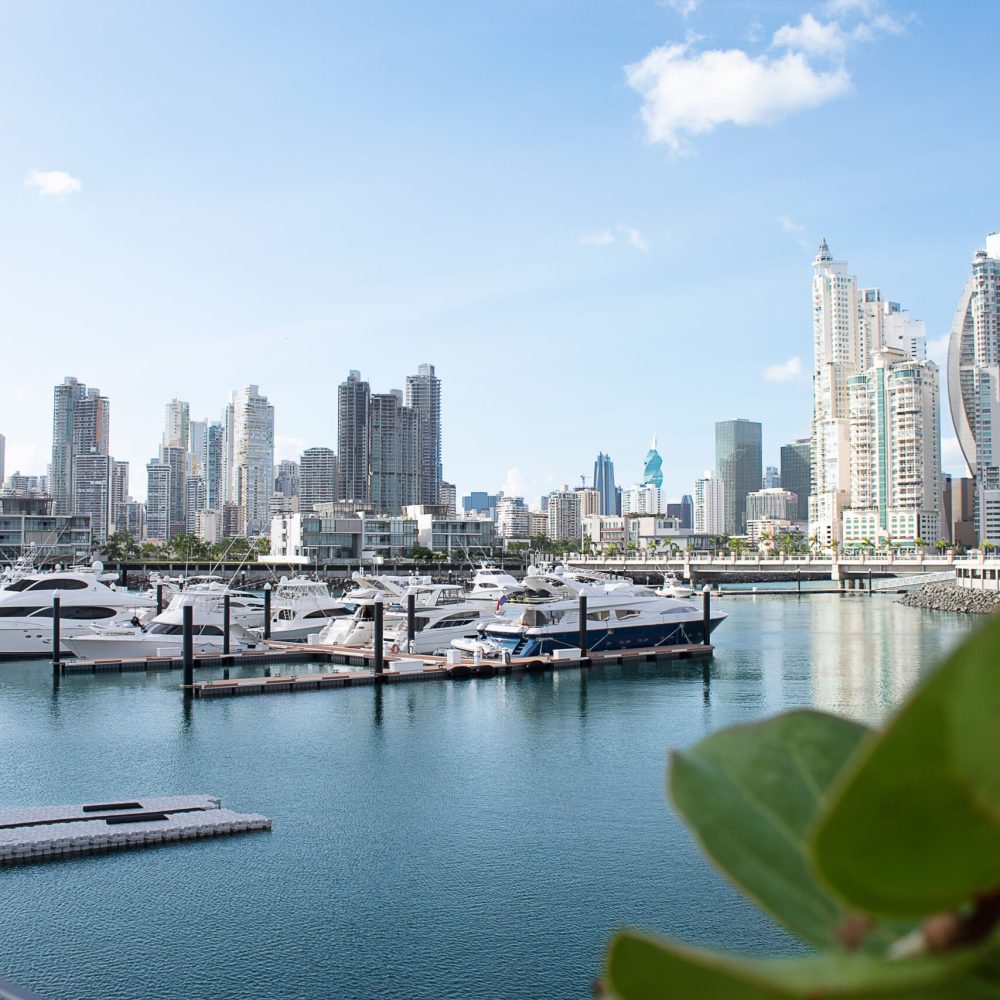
603,616,1000,998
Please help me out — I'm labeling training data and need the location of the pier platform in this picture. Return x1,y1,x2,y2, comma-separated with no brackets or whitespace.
188,642,714,698
0,795,270,865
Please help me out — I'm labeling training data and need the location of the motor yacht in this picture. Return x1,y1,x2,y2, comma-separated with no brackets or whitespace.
62,588,265,660
454,572,725,658
656,572,694,599
465,565,521,606
265,577,354,642
0,569,154,658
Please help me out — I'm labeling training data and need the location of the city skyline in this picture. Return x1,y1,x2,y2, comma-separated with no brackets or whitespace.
1,2,992,501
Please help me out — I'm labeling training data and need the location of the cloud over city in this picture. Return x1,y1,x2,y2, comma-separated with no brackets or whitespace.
24,169,82,198
579,225,649,251
625,3,905,153
763,356,810,385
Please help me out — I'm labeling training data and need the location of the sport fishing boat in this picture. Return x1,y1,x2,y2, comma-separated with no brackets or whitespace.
62,588,265,660
656,572,694,599
0,569,154,658
454,570,725,658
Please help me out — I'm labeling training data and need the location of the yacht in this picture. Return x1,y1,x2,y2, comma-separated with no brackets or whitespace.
0,570,154,658
266,577,354,642
62,589,265,660
656,572,694,599
316,582,485,651
465,565,521,606
454,572,726,658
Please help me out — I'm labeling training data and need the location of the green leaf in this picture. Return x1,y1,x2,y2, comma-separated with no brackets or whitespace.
605,930,1000,999
670,709,885,950
812,616,1000,918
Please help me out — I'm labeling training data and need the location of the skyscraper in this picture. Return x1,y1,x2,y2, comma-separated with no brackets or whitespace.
299,448,338,511
780,439,812,521
274,461,300,502
405,363,442,505
72,454,113,543
145,461,171,540
842,350,943,544
204,422,224,510
164,399,190,451
763,466,780,489
51,377,110,515
368,392,419,515
694,473,725,534
715,419,762,536
948,232,1000,540
111,460,129,535
338,371,370,504
593,452,616,515
546,486,581,542
642,437,663,488
229,385,275,534
0,433,4,488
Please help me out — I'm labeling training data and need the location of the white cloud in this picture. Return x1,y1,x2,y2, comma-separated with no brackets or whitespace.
580,229,615,247
942,436,971,477
659,0,699,15
763,356,809,385
502,468,531,499
618,225,649,251
773,13,848,57
275,434,306,462
625,42,850,153
24,169,82,198
928,334,950,368
579,226,649,251
778,213,806,235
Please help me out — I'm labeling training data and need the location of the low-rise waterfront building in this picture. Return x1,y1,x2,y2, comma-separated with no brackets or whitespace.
0,494,91,560
581,514,627,551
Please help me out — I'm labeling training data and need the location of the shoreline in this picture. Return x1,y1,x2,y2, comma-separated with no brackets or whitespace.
898,582,1000,615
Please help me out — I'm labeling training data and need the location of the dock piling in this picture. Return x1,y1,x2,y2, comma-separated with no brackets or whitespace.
156,584,163,617
52,596,61,671
373,596,384,675
182,603,194,689
702,586,711,646
578,593,588,664
223,594,231,654
406,592,415,650
263,583,272,640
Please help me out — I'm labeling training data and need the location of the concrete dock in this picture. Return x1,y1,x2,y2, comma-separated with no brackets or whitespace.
0,794,271,865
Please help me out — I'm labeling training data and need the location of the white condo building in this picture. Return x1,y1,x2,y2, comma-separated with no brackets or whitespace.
694,472,725,534
948,232,1000,541
809,240,930,545
497,495,529,539
842,349,943,545
546,487,581,542
227,386,275,535
621,483,662,515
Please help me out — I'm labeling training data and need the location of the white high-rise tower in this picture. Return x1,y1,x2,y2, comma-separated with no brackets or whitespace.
947,232,1000,541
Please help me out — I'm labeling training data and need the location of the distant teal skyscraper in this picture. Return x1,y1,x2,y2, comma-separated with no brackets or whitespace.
642,436,663,489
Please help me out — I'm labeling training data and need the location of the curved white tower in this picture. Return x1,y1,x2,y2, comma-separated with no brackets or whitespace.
947,233,1000,540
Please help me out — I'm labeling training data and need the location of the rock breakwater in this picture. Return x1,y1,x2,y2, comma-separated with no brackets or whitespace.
898,582,1000,615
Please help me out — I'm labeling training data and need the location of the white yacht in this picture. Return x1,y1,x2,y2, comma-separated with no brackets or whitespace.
266,577,354,642
454,570,725,658
465,565,521,606
0,570,154,658
656,572,694,599
316,582,487,652
62,589,265,660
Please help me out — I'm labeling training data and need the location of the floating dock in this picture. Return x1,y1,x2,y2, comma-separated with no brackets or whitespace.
188,642,714,698
0,795,270,865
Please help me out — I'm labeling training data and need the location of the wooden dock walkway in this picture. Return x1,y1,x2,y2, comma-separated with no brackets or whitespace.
0,795,270,866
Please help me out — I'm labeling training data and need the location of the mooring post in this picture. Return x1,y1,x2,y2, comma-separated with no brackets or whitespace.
156,583,164,617
868,568,873,595
263,582,272,640
182,602,194,689
578,592,588,662
702,586,711,646
223,593,231,655
52,596,61,670
373,595,384,675
406,592,415,649
797,569,802,594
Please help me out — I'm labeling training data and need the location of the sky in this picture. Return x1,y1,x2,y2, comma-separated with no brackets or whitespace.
0,0,994,504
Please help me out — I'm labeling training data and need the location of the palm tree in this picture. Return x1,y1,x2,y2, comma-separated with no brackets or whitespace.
934,539,949,554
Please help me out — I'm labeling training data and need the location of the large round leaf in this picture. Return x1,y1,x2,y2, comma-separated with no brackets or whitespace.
605,930,999,999
812,616,1000,917
670,710,887,949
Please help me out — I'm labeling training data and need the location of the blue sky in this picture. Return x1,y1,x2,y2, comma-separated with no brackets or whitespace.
0,0,992,503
